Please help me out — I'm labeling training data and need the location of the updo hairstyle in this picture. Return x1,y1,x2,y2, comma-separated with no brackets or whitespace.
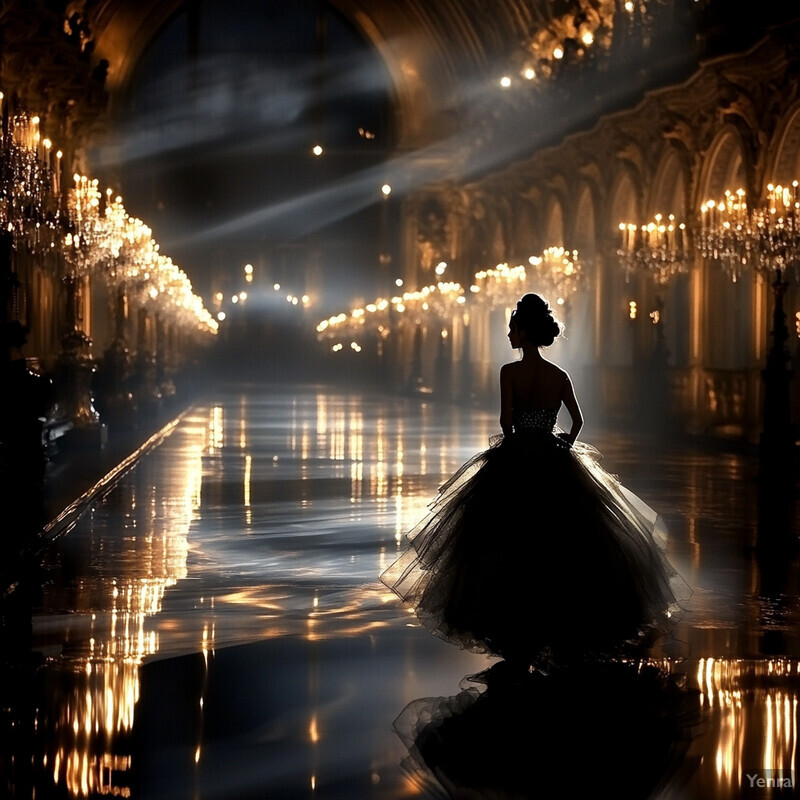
511,293,563,347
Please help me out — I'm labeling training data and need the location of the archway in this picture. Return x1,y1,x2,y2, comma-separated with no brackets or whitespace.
94,0,397,321
699,130,750,371
649,146,690,370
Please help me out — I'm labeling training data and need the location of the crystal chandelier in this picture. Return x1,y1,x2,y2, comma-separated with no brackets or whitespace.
64,173,104,277
0,108,62,254
617,213,689,285
697,189,750,282
696,182,799,460
471,247,583,309
527,246,584,304
751,183,800,280
471,262,529,308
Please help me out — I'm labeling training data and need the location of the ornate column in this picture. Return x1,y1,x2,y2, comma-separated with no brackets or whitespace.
134,306,161,415
53,268,102,435
97,284,135,425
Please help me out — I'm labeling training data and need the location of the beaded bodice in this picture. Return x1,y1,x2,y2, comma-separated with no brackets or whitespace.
513,407,559,433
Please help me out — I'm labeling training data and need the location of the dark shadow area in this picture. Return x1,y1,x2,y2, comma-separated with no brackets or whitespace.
394,659,704,800
752,464,800,656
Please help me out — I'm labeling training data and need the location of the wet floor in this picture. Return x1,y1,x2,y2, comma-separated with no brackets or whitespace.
2,381,799,799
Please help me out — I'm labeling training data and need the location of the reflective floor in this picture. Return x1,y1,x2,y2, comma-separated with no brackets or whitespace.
2,381,799,799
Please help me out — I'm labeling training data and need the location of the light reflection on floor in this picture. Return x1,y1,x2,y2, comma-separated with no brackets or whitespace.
2,381,799,799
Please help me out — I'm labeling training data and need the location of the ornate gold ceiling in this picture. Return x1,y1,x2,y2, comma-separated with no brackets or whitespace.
3,2,797,169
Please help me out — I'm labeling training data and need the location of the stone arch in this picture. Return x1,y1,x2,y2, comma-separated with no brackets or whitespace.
649,147,687,217
697,128,751,373
572,181,597,256
649,146,691,368
543,195,565,248
513,199,539,261
764,101,800,426
769,101,800,184
565,182,597,377
698,125,749,203
605,166,640,363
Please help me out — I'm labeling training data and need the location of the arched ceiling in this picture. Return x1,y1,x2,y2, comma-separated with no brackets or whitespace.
89,0,533,149
5,1,787,184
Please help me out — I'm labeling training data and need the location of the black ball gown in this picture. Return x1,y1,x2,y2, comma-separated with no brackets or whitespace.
381,408,688,664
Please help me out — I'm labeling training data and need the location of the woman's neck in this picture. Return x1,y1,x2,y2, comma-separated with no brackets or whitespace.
520,344,543,361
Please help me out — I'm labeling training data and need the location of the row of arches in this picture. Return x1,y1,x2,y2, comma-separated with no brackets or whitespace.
393,29,800,442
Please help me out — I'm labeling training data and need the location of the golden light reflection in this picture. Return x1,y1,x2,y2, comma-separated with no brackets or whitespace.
244,454,252,509
40,416,206,798
696,658,799,796
239,406,248,449
208,405,224,452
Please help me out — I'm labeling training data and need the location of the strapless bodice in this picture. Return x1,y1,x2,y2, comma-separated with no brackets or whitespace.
513,408,559,433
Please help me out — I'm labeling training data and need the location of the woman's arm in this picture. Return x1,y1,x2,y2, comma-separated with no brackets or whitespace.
499,364,514,436
560,374,583,445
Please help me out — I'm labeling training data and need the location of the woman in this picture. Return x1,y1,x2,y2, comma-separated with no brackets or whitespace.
381,293,686,668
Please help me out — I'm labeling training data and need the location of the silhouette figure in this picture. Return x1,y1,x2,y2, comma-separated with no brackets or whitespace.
394,659,702,800
381,293,689,668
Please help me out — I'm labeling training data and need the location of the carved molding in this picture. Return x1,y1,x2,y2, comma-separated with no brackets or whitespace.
0,0,109,156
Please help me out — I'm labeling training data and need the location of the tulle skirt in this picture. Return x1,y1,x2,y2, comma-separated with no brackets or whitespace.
381,430,688,663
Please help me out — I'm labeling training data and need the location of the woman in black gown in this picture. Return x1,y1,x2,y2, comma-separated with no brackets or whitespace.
381,293,687,668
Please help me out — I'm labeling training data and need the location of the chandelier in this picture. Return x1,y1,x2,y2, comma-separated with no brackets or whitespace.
471,262,529,308
697,182,799,461
527,246,584,303
697,183,800,283
0,108,62,254
617,213,689,285
64,173,104,277
471,247,583,309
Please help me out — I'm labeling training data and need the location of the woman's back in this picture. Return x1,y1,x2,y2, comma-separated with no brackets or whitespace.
504,358,567,410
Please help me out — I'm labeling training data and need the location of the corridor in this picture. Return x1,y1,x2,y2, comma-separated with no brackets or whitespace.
2,381,799,799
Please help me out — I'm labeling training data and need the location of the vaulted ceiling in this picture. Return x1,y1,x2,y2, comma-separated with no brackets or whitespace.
85,1,797,163
90,0,535,148
0,1,789,176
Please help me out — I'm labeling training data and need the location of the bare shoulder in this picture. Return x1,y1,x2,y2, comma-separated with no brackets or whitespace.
541,357,570,380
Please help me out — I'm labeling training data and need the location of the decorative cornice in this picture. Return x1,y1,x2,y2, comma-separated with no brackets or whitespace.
0,0,109,151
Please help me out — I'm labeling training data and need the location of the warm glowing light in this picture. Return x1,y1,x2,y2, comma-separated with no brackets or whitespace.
499,75,512,88
312,144,323,156
381,183,392,197
617,213,688,285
